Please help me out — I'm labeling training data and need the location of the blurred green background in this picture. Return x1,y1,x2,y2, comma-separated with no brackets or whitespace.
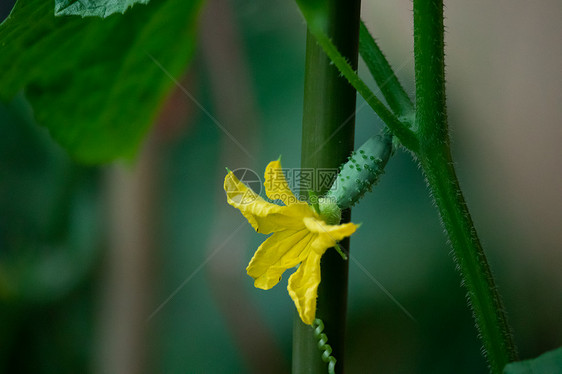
1,0,561,373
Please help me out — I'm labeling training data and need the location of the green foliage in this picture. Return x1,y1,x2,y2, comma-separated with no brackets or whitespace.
55,0,149,18
0,0,203,163
503,347,562,374
0,96,100,304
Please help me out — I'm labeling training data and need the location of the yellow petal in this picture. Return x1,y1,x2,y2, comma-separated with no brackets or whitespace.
247,229,314,290
225,171,281,232
303,216,358,253
264,159,305,206
225,171,313,234
287,250,322,325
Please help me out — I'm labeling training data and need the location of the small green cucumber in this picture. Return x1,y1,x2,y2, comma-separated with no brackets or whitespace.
324,134,392,209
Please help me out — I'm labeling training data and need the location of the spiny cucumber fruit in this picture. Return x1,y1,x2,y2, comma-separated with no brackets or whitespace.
323,134,392,210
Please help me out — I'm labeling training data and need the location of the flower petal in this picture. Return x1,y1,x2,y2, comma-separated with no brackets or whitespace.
264,159,305,206
225,171,313,234
247,229,313,290
303,217,358,252
225,171,280,232
287,250,322,325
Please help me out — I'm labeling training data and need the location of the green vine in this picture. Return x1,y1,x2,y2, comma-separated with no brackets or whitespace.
296,0,519,372
358,21,414,121
412,0,518,371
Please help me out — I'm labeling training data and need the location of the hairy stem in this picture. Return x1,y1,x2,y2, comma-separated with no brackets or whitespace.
413,0,518,371
293,0,360,372
359,21,414,121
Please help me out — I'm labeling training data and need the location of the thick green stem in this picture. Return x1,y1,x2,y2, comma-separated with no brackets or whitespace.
413,0,518,372
293,0,360,372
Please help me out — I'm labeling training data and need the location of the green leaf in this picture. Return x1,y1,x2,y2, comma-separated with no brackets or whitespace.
503,347,562,374
0,0,203,163
55,0,149,18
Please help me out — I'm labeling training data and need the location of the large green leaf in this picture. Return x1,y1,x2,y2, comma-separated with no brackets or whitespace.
0,0,203,163
504,347,562,374
55,0,149,18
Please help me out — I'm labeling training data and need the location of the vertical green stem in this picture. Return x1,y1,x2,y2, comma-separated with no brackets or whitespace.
293,0,360,372
413,0,518,372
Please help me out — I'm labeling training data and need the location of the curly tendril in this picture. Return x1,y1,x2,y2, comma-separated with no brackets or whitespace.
313,318,337,374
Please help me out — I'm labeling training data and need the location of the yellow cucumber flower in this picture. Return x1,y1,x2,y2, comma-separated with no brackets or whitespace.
224,159,358,325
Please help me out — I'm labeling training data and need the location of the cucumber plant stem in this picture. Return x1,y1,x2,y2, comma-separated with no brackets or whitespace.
413,0,518,371
359,21,414,120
